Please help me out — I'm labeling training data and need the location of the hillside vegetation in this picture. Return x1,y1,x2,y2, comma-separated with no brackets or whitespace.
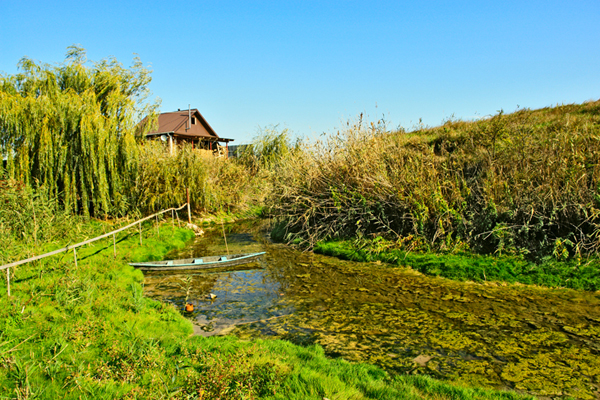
267,101,600,263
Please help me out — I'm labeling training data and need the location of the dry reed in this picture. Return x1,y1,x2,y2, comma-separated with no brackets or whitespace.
267,102,600,259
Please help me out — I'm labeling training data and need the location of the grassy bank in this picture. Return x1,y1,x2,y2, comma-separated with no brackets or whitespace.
267,101,600,263
314,238,600,291
261,101,600,292
1,217,536,399
0,223,197,398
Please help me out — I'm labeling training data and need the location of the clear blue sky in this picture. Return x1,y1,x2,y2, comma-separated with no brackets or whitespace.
2,1,599,143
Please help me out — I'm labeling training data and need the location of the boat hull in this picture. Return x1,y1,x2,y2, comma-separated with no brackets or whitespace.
129,252,266,271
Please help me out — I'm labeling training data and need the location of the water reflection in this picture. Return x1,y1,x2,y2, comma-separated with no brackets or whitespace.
142,221,600,399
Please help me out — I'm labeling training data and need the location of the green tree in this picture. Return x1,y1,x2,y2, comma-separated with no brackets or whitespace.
0,45,157,217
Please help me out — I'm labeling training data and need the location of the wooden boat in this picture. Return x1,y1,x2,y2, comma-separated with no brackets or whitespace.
129,252,266,271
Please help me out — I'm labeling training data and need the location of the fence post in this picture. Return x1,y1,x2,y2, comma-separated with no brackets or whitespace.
156,214,160,237
139,222,142,245
6,268,10,297
113,233,116,258
172,209,175,228
73,248,78,268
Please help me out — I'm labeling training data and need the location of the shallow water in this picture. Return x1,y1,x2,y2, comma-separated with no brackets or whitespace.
143,221,600,399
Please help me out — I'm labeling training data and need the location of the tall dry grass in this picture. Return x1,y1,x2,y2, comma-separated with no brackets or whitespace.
267,101,600,259
133,141,263,215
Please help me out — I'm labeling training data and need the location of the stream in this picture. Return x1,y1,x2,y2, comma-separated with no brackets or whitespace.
142,220,600,399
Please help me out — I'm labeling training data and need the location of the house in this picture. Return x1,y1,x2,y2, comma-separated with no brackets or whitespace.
143,108,233,156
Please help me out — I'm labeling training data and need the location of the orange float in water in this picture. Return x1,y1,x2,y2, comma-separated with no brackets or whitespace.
185,303,194,312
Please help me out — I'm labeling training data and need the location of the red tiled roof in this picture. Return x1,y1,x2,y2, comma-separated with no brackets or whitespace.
147,109,221,139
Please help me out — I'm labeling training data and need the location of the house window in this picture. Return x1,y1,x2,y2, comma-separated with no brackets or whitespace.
191,117,196,125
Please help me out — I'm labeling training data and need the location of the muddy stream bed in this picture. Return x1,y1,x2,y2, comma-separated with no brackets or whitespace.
143,221,600,399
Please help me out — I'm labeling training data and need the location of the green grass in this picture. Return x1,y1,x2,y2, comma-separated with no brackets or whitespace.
0,223,196,398
258,341,534,400
314,238,600,291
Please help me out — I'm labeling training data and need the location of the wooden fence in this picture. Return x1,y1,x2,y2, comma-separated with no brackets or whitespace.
1,203,190,296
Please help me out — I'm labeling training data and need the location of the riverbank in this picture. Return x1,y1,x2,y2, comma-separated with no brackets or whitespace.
1,219,537,399
266,101,600,271
314,238,600,291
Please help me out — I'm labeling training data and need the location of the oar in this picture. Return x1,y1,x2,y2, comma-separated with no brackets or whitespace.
222,222,230,255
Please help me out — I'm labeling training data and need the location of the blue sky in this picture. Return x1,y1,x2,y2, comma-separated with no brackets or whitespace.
1,1,599,143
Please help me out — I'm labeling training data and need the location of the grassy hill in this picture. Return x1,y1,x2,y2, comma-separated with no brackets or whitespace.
268,100,600,263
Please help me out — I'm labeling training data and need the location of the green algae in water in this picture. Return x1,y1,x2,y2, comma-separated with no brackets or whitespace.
143,221,600,399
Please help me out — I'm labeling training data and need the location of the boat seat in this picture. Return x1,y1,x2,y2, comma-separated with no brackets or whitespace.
194,258,203,264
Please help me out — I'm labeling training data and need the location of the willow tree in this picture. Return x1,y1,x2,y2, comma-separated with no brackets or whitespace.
0,46,157,216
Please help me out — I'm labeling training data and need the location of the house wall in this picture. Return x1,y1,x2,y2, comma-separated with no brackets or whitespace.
173,111,215,139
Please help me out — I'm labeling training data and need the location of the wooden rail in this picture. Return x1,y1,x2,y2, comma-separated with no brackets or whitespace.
2,204,189,296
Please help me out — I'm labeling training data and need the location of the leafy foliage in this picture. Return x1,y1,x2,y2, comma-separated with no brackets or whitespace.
0,46,156,217
0,47,263,218
0,179,96,265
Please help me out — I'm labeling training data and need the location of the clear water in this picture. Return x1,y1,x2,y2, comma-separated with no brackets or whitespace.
143,220,600,399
